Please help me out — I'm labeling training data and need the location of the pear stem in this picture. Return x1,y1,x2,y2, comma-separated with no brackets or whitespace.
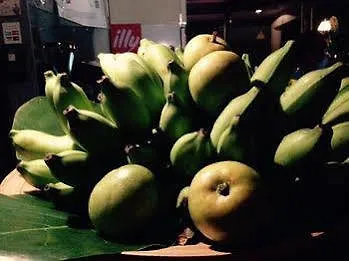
216,182,230,196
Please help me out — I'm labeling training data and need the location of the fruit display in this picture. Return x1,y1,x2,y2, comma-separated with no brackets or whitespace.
7,32,349,252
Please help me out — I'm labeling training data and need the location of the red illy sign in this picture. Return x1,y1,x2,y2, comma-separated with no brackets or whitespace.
110,24,141,53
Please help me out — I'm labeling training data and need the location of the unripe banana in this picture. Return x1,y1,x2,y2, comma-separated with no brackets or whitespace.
44,150,90,187
216,115,255,166
339,76,349,91
139,42,183,76
44,70,58,107
251,40,296,96
242,53,254,79
52,73,95,134
64,105,121,154
98,76,152,141
175,46,184,63
274,125,326,168
9,129,78,161
170,129,215,182
159,92,195,142
176,186,190,209
280,62,343,128
98,52,164,124
322,77,349,125
44,182,90,215
139,43,191,105
210,86,261,148
137,38,156,56
163,60,192,107
16,159,59,189
330,121,349,161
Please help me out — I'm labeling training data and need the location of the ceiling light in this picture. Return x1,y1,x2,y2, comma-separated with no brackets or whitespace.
255,9,262,14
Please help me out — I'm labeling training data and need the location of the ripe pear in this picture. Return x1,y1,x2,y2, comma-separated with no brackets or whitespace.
183,32,229,71
189,50,250,117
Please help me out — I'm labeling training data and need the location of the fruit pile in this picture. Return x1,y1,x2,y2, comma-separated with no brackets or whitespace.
9,33,349,247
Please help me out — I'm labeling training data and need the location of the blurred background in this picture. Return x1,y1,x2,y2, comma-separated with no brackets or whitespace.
1,0,349,178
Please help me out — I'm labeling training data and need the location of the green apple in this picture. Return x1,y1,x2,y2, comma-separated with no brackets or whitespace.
188,161,269,244
183,33,229,71
88,164,159,239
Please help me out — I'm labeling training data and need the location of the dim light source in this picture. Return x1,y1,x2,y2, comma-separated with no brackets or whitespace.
317,19,331,33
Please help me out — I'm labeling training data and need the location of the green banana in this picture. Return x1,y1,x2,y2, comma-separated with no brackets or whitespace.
251,40,296,96
175,46,184,63
274,125,327,168
176,186,190,209
159,92,195,142
339,76,349,91
330,121,349,161
44,70,58,107
322,77,349,125
280,62,343,128
210,86,261,148
9,129,78,161
163,60,192,107
16,159,59,189
98,76,152,141
215,115,255,166
242,53,254,79
138,43,191,105
170,129,215,182
44,182,90,215
51,73,95,134
137,38,156,56
98,52,165,124
44,150,90,187
64,105,121,153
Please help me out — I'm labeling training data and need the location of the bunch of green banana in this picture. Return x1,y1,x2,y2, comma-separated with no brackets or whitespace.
98,76,152,141
98,52,165,124
9,129,78,161
280,62,343,129
64,105,121,154
322,77,349,126
170,129,215,183
16,159,59,189
329,121,349,161
159,92,195,142
215,115,256,167
274,125,330,168
138,42,192,106
44,150,90,187
45,72,95,134
210,86,261,148
250,40,296,96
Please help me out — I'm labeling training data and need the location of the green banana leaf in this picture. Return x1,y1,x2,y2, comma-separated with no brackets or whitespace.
12,96,64,136
0,194,159,260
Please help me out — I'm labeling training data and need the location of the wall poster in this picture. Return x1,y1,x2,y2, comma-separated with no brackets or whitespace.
0,0,21,16
2,22,22,44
